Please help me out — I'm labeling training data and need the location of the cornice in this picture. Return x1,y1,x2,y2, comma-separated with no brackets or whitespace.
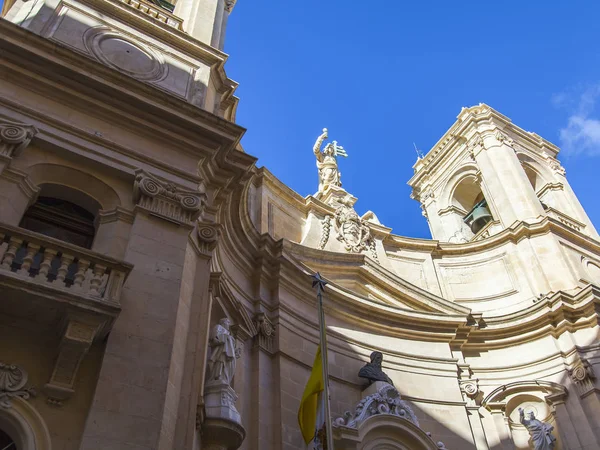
408,104,561,189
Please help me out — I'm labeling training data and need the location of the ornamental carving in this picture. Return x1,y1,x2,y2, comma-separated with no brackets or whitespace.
334,202,373,254
0,362,36,408
333,383,419,429
569,358,596,397
197,222,221,256
319,215,332,250
548,159,566,176
224,0,236,12
494,130,514,148
133,170,207,225
253,312,275,353
0,120,38,159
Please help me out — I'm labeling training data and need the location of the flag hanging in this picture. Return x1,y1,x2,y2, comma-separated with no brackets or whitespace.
298,345,325,445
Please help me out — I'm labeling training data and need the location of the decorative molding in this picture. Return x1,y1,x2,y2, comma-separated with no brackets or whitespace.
196,221,221,256
0,120,38,160
133,170,207,225
0,362,36,408
44,318,101,406
468,134,485,157
333,383,420,429
253,312,275,353
568,358,596,398
318,215,332,250
494,129,515,148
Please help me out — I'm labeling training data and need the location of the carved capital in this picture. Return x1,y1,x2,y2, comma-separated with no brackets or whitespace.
133,170,207,226
0,120,38,160
253,312,275,353
569,358,596,397
468,134,485,157
0,362,36,408
196,221,221,257
44,318,100,406
459,379,482,406
494,130,515,148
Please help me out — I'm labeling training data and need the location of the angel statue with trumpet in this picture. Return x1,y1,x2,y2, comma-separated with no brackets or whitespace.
313,128,348,195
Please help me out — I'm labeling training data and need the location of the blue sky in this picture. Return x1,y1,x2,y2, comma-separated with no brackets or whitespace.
225,1,600,239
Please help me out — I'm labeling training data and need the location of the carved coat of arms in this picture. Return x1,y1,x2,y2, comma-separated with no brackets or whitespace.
334,204,372,253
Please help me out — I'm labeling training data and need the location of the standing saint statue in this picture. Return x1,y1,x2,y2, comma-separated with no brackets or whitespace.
207,318,238,386
519,408,556,450
313,128,348,194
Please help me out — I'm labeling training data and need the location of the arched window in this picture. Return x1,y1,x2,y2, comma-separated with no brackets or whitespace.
452,177,494,234
19,184,100,249
0,428,16,449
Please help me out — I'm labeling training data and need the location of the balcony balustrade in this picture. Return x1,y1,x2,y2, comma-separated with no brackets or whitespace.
0,222,133,405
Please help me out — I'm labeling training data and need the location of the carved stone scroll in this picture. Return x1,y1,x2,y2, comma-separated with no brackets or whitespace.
0,120,38,159
133,170,207,226
0,362,36,408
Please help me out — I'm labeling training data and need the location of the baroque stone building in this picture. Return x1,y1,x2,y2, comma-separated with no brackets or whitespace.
0,0,599,449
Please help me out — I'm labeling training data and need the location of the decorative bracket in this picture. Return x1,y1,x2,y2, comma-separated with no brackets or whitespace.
133,170,207,226
44,316,101,406
569,358,597,398
0,362,36,408
0,120,38,160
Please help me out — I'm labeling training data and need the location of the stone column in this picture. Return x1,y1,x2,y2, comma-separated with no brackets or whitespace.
568,360,600,445
472,130,544,228
487,403,512,450
79,170,207,450
545,392,581,450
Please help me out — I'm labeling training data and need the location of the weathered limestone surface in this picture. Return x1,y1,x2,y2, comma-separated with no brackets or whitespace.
1,0,600,449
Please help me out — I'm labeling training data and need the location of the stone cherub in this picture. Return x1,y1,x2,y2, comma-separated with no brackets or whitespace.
519,407,556,450
313,128,348,194
358,351,394,387
207,318,240,386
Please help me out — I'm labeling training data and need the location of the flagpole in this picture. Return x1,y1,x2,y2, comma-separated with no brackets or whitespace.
312,272,335,450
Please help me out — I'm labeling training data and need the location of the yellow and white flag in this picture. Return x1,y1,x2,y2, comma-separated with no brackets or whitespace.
298,345,325,446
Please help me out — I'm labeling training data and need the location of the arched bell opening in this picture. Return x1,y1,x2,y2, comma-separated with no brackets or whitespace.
0,427,17,450
452,177,493,235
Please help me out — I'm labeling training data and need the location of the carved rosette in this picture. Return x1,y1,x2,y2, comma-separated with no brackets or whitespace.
133,170,207,226
333,383,420,429
253,312,275,353
0,362,36,408
0,120,38,159
569,358,596,397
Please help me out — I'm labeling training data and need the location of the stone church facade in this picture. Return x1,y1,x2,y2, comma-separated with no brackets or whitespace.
0,0,599,449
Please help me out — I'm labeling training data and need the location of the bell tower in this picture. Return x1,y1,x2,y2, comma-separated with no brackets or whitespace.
409,104,598,243
2,0,240,118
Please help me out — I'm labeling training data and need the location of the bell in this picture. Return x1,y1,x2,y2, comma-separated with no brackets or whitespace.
468,204,493,234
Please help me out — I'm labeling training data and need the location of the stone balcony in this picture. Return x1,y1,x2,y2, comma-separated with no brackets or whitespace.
0,223,133,405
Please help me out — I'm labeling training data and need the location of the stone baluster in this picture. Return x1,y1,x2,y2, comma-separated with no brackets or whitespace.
89,264,107,295
18,243,40,276
1,237,23,269
36,248,58,281
53,253,75,286
72,259,91,290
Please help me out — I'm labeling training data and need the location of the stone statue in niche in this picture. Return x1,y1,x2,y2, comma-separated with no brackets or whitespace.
519,408,556,450
207,318,240,386
358,351,394,386
313,128,348,194
334,200,372,253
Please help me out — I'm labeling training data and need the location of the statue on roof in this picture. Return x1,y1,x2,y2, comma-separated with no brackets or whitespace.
358,351,394,386
313,128,348,194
